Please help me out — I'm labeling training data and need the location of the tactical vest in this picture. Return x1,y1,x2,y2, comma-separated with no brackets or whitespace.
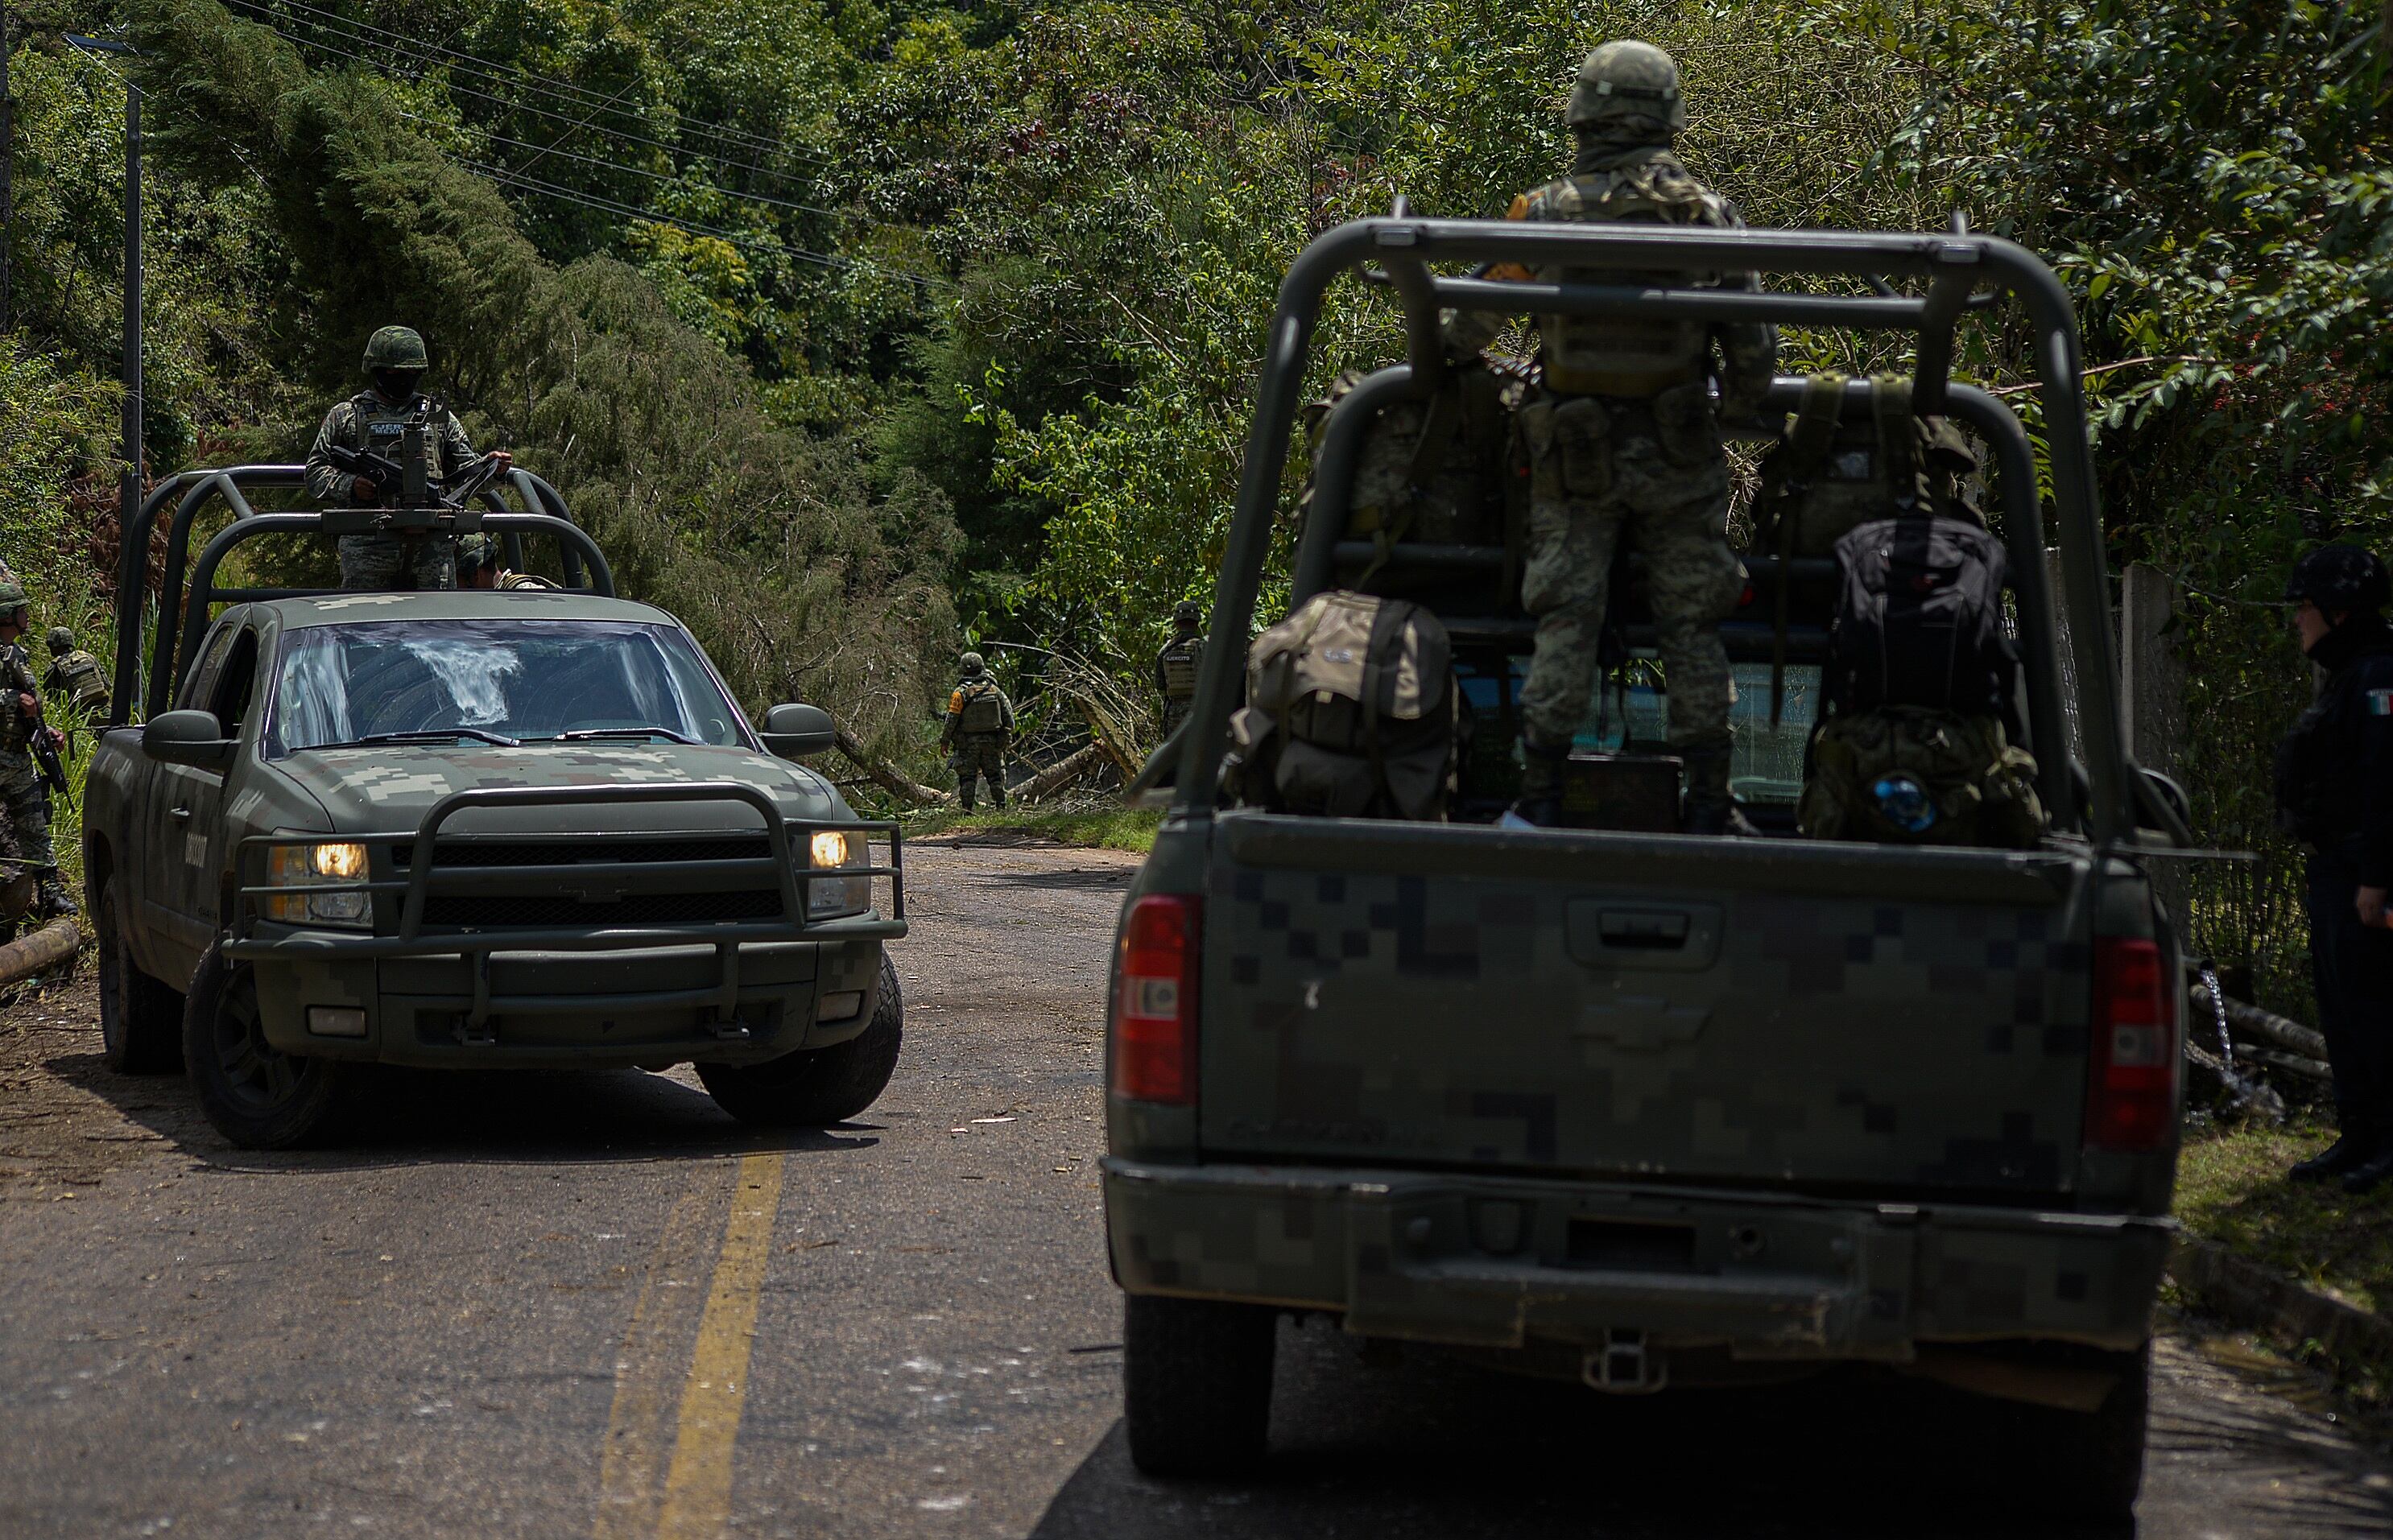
1525,151,1726,397
338,391,461,485
1159,638,1203,703
956,679,1006,734
48,650,109,712
0,651,34,753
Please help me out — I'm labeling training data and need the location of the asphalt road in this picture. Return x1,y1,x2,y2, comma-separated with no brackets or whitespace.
1,839,2387,1539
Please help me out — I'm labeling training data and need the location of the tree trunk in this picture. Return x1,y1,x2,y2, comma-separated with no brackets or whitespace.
1021,741,1105,804
833,726,951,806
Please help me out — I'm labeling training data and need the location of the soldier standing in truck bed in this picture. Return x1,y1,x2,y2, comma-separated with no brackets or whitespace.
1155,602,1207,739
304,325,506,591
941,652,1015,811
1444,40,1779,834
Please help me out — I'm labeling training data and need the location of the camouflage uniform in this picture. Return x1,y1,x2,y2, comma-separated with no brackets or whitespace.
43,629,110,718
1798,708,2044,849
304,326,479,591
1448,43,1778,831
1155,604,1207,738
941,654,1015,811
0,644,56,885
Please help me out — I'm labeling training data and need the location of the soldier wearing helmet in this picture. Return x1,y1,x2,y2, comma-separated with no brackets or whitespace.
304,325,510,591
1447,41,1778,834
2276,543,2393,1192
1155,601,1208,739
42,627,110,720
0,583,72,918
940,651,1015,811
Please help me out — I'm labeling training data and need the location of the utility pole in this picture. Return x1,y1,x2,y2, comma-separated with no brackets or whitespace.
2,6,14,332
66,36,140,538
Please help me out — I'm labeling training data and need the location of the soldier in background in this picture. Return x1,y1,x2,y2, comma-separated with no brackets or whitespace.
43,628,110,721
304,325,507,591
0,584,73,919
1155,601,1207,738
1445,40,1778,834
940,652,1015,811
2275,545,2393,1194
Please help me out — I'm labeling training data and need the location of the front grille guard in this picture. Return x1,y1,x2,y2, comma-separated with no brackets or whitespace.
226,782,903,1027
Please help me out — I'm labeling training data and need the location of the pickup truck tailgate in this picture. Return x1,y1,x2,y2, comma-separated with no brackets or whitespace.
1198,815,2093,1195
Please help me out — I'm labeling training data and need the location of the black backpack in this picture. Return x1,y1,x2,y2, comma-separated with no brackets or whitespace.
1826,516,2015,719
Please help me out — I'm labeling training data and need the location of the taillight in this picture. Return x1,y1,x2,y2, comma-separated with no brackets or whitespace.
1110,894,1200,1105
2084,937,2178,1152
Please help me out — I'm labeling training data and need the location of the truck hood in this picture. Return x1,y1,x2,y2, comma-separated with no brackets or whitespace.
271,741,846,836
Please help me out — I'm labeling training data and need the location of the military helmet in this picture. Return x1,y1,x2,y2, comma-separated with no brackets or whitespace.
1568,40,1687,133
2284,543,2391,613
362,325,430,373
959,651,987,677
46,627,74,654
0,580,26,615
1172,601,1203,628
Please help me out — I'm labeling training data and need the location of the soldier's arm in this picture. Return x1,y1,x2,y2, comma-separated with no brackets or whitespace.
939,688,964,746
999,691,1016,733
304,405,353,501
1701,196,1780,421
1442,195,1536,359
441,409,479,480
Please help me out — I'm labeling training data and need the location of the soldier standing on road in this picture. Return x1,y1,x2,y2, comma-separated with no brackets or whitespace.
1445,40,1779,833
0,584,73,919
304,326,508,592
1155,601,1207,739
42,628,110,721
2275,544,2393,1195
941,652,1015,811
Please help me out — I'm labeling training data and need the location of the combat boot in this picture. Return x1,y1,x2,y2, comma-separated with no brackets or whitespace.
2291,1132,2377,1183
36,876,76,919
2341,1146,2393,1196
957,780,976,813
1680,745,1756,837
990,783,1006,810
1504,735,1573,828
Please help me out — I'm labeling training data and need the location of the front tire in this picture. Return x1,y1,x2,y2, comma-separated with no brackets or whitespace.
697,954,903,1126
1123,1294,1277,1477
182,947,346,1149
97,884,183,1074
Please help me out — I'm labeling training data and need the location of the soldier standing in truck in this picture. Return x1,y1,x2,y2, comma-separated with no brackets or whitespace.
1444,40,1779,834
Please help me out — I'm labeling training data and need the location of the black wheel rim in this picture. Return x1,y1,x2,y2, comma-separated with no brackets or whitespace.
210,970,301,1110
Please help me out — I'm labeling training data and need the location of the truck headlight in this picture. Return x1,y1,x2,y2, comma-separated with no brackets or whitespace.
806,830,869,920
262,842,373,928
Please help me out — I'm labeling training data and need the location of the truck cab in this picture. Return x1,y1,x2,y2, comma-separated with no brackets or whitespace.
1104,218,2191,1521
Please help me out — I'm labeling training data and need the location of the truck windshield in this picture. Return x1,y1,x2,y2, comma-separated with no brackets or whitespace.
264,619,750,756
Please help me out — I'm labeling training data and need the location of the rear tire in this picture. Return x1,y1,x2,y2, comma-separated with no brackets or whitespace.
697,955,903,1126
1995,1341,2150,1522
1123,1294,1277,1477
97,884,183,1074
183,947,346,1149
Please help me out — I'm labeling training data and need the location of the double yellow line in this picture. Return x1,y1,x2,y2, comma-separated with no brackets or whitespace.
596,1152,786,1540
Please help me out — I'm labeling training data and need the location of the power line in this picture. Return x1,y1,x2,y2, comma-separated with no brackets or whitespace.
401,114,846,221
224,0,837,171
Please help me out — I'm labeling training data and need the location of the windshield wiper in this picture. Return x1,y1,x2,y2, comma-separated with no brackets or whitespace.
544,726,700,745
319,729,523,749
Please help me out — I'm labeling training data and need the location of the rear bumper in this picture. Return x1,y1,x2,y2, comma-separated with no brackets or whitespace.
1103,1158,2171,1359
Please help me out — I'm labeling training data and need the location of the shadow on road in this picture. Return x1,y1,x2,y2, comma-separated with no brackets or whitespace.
1029,1319,2393,1540
966,867,1138,893
44,1048,880,1172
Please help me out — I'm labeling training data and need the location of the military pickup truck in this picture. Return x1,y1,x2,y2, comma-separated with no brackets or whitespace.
84,468,904,1149
1106,221,2193,1519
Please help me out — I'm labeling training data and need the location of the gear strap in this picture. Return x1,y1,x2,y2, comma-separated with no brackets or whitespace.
1871,374,1918,511
1771,374,1848,725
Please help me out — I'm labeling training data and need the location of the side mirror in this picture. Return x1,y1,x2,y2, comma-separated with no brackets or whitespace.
142,709,237,773
759,703,837,759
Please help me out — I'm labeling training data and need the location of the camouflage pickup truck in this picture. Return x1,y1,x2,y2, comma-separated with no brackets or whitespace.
1106,221,2193,1520
83,469,903,1149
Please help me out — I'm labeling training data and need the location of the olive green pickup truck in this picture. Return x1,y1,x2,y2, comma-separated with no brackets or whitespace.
1106,221,2194,1521
82,471,904,1148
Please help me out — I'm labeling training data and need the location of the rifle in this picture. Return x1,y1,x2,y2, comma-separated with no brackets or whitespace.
27,694,67,798
324,442,408,506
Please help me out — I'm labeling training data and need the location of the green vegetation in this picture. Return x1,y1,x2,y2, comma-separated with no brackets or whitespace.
904,805,1159,853
2177,1121,2393,1318
1,3,2386,971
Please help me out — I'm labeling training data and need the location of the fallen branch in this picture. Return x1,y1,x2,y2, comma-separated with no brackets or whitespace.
2194,985,2331,1063
1074,696,1143,784
1019,741,1106,804
833,726,952,807
0,919,81,989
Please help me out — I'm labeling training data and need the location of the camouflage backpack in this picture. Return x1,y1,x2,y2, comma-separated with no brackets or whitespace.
956,679,1006,734
1799,706,2044,850
1225,590,1457,821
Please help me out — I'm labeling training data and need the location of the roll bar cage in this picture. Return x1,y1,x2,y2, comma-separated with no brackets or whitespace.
1172,217,2148,845
109,465,612,726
